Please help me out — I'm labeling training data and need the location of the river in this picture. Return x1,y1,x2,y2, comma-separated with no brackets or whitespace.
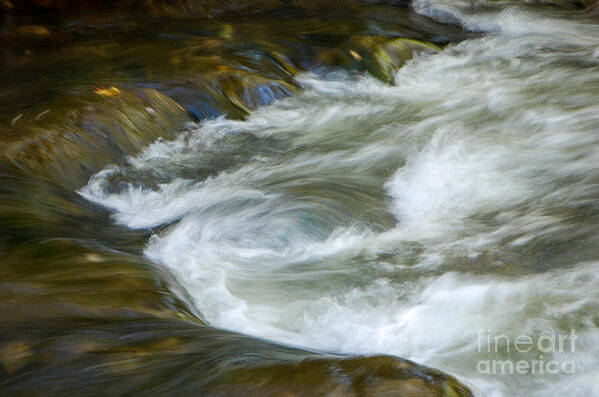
3,0,599,396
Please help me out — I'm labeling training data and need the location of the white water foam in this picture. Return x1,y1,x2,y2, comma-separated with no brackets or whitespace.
81,5,599,396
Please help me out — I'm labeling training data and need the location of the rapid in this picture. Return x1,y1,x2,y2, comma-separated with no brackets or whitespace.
76,0,599,395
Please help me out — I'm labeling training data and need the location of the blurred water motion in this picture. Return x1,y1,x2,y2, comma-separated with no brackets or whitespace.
2,0,599,396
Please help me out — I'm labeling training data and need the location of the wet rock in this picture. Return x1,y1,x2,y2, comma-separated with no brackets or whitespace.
0,239,201,327
216,71,297,116
349,36,441,83
209,355,473,397
314,47,356,69
138,37,299,118
1,88,191,188
0,313,473,397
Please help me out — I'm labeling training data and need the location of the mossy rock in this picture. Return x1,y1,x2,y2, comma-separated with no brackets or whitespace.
349,36,441,84
214,70,298,117
1,88,191,189
208,355,473,397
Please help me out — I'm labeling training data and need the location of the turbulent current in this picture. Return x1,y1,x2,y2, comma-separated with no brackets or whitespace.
79,1,599,396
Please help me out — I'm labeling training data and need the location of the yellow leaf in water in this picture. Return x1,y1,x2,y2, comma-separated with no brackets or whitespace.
95,86,121,97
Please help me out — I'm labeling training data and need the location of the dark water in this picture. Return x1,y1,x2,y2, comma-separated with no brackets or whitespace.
2,1,599,396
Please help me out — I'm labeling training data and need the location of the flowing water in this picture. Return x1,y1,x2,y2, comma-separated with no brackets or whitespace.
3,0,599,396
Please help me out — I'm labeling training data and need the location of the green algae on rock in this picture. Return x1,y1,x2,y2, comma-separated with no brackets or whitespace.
350,36,441,84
